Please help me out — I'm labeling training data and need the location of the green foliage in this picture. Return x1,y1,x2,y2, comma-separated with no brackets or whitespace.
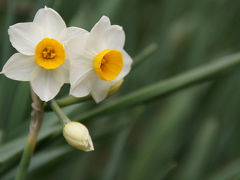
1,0,240,179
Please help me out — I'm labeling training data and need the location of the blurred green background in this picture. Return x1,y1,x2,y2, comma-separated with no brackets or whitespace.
1,0,240,180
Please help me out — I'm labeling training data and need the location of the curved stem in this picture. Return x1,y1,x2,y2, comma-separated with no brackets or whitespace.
51,100,70,126
15,89,44,180
57,95,91,108
44,95,91,111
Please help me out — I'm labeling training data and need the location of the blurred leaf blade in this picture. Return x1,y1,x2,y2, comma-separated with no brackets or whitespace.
175,117,219,180
1,52,240,166
207,159,240,180
75,52,240,122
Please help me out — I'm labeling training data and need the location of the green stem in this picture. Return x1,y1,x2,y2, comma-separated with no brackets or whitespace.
57,95,90,108
15,136,36,180
15,89,44,180
44,95,91,111
51,100,70,126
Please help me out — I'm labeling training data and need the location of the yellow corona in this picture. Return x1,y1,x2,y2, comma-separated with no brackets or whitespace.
35,38,65,69
94,49,123,81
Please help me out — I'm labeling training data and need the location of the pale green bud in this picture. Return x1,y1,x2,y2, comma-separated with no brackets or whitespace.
63,121,94,152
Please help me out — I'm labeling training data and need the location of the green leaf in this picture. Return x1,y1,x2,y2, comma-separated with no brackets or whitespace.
207,159,240,180
74,52,240,122
126,88,204,180
1,52,240,164
1,146,72,180
0,125,61,164
174,118,219,180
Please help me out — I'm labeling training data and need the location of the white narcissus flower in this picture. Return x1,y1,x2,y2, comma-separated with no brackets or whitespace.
68,16,133,103
1,7,87,101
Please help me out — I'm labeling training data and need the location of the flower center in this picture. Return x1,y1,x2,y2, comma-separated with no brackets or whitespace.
42,47,56,59
35,38,65,69
94,49,123,81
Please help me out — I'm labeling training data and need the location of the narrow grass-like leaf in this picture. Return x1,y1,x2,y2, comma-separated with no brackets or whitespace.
207,159,240,180
0,125,61,164
74,53,240,122
127,88,202,180
1,52,240,164
7,83,30,130
132,43,158,68
174,118,218,180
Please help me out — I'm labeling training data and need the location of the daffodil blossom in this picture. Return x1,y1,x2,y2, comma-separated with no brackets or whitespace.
68,16,133,103
1,7,86,101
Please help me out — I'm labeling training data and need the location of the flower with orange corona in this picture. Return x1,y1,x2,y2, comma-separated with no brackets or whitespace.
68,16,133,103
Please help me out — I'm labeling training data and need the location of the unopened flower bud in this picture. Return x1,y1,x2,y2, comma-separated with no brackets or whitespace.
108,79,124,97
63,121,94,152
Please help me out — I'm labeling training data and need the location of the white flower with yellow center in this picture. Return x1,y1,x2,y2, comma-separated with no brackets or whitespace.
1,7,86,101
68,16,133,103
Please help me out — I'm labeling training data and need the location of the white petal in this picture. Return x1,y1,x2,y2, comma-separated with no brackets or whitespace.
58,26,89,44
70,59,93,85
87,16,111,52
114,50,133,81
70,70,97,98
105,25,125,50
31,67,65,101
90,16,111,36
8,22,43,55
1,53,36,81
91,79,112,103
33,7,66,39
54,60,70,83
66,35,91,60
